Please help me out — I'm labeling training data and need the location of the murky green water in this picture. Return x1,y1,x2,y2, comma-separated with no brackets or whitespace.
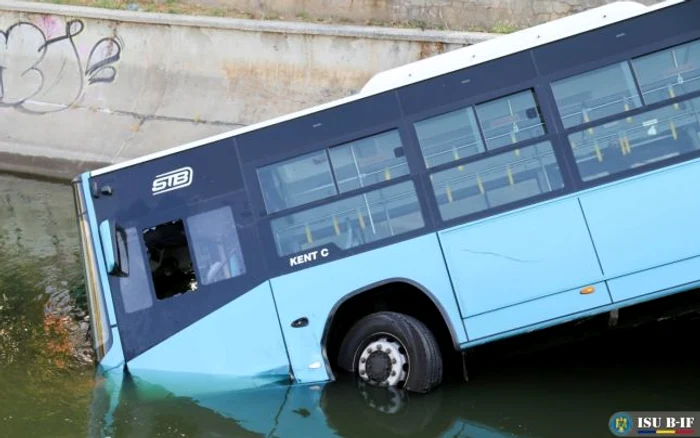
1,173,699,438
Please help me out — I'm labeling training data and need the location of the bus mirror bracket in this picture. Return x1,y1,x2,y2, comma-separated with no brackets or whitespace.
99,219,129,277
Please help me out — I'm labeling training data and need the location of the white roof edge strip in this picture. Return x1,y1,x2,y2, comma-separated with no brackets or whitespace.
360,1,650,94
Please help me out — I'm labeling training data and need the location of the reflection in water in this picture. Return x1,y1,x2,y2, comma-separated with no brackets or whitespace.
89,374,519,438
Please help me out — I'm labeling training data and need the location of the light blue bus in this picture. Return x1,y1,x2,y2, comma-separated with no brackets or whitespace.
73,0,700,394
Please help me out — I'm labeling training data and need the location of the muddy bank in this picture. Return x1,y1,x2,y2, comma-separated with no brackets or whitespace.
44,285,94,365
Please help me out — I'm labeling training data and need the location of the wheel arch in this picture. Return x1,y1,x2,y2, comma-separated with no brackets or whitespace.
320,277,461,379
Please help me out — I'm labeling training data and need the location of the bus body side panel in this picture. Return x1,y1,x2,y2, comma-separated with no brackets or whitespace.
269,233,467,384
579,159,700,303
101,328,126,372
126,282,290,392
464,281,611,339
438,197,610,340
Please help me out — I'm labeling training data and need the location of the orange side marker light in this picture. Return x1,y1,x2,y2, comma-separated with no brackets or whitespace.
580,286,595,295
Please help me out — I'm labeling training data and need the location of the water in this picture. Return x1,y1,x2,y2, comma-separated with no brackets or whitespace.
1,173,699,438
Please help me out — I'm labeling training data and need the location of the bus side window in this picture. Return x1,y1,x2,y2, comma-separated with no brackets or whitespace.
187,207,247,286
144,220,199,300
257,150,337,214
475,90,547,150
328,130,410,192
551,62,642,129
631,39,700,106
271,181,424,257
414,107,485,168
567,96,700,182
430,141,563,221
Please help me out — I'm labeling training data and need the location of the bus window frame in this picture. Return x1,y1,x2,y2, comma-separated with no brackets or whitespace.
243,120,437,274
400,82,577,229
541,33,700,191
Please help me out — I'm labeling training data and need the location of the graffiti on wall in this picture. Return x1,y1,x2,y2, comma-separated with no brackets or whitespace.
0,18,122,114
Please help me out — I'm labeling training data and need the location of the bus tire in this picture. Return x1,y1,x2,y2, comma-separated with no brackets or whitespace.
337,311,443,393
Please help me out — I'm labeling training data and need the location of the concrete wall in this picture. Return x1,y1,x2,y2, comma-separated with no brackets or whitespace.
0,174,78,259
184,0,661,32
0,1,491,181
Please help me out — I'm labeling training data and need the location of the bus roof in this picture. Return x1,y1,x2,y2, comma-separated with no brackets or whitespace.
91,0,684,177
360,0,682,94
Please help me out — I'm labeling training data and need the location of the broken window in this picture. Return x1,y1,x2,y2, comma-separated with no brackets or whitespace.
144,220,198,300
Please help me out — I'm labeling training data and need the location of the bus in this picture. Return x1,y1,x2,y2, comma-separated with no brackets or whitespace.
73,0,700,394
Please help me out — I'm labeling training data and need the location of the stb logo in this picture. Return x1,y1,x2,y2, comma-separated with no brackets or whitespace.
152,167,193,195
610,412,633,436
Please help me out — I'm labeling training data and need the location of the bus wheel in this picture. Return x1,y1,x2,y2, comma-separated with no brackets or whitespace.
337,311,443,393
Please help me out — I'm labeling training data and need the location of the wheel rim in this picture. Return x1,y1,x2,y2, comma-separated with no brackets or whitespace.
357,335,409,387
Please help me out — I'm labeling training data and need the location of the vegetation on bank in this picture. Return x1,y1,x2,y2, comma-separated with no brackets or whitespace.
33,0,516,33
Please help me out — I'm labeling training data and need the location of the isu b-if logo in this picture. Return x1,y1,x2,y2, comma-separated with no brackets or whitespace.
152,167,193,195
610,413,632,436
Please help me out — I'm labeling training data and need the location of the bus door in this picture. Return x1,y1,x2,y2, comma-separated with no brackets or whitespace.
440,197,612,341
90,140,291,386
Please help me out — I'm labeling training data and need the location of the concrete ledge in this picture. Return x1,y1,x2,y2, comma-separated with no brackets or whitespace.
0,151,108,182
0,1,495,44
